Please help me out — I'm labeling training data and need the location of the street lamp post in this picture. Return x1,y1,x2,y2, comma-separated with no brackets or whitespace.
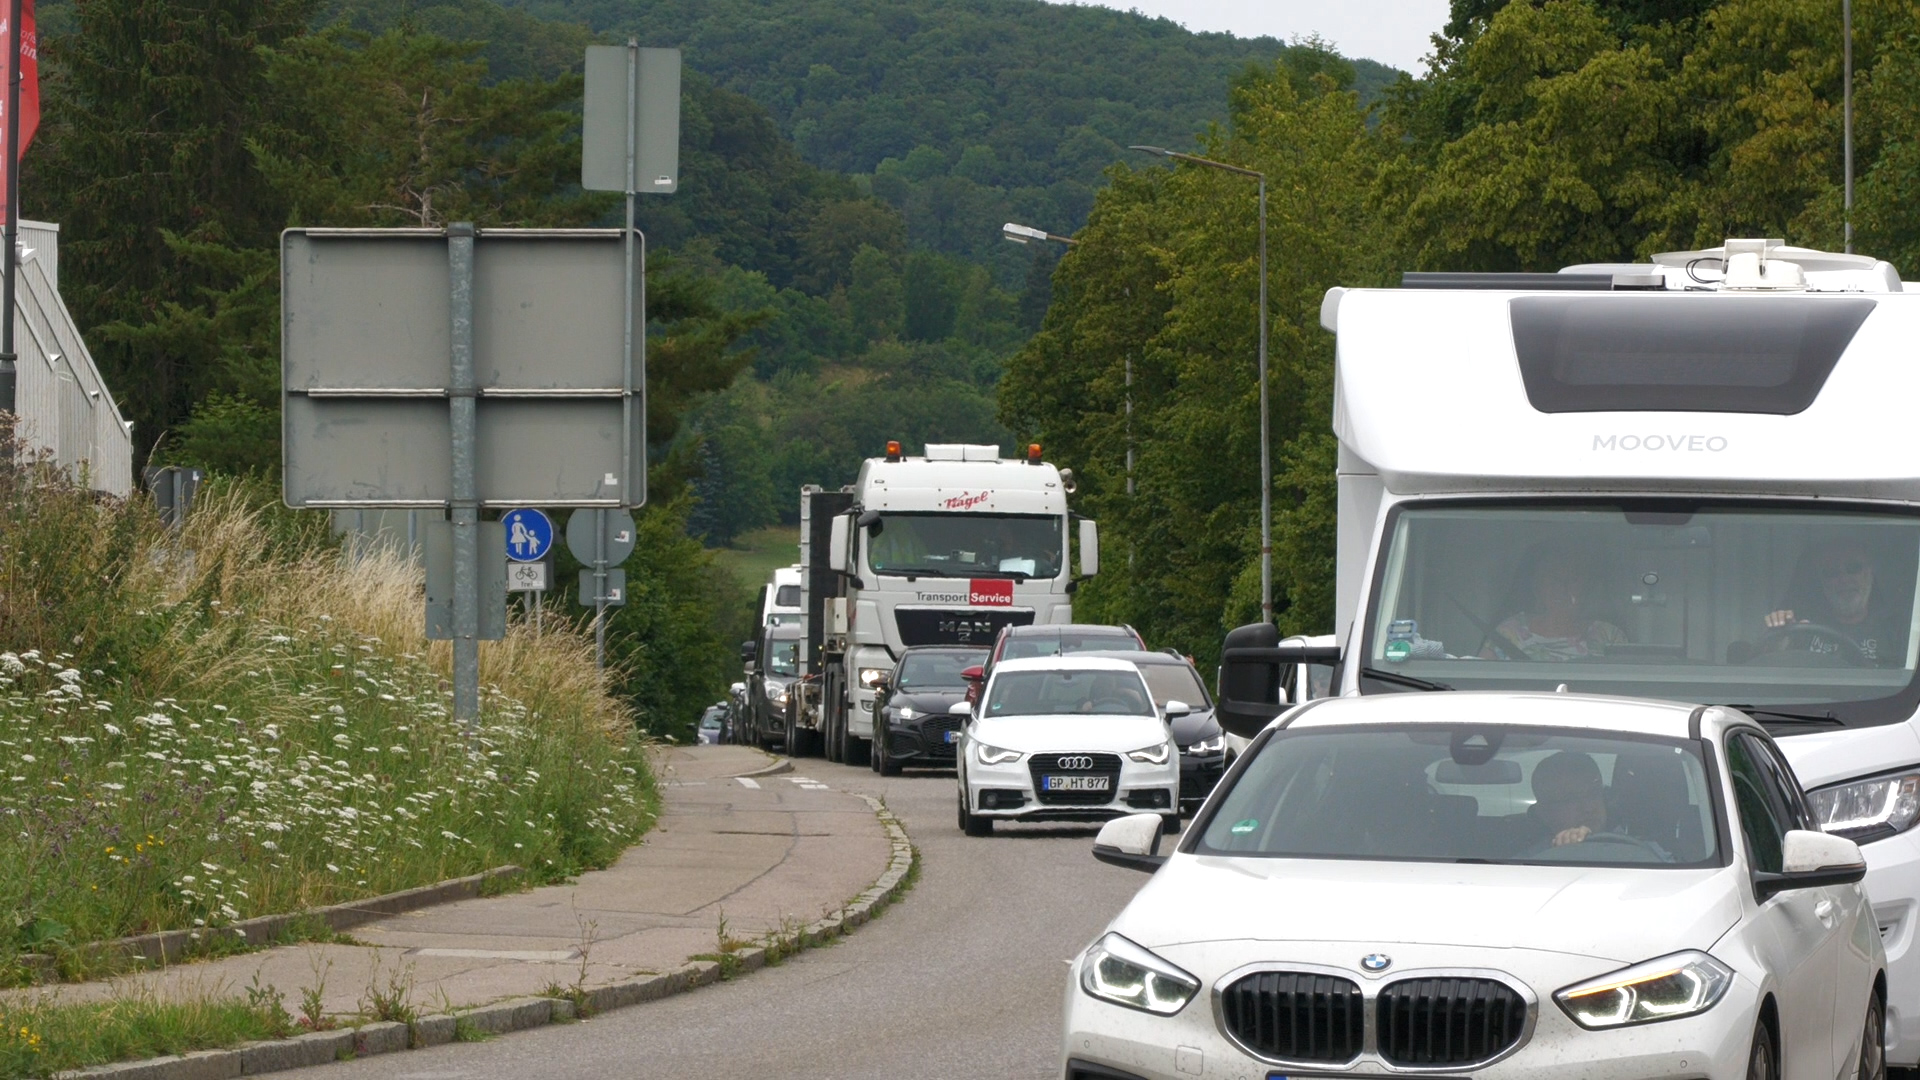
1130,146,1271,626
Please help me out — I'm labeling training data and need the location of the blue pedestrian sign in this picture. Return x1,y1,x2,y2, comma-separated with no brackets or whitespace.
503,509,555,563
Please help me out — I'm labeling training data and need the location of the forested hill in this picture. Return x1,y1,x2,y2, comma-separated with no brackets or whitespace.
493,0,1401,279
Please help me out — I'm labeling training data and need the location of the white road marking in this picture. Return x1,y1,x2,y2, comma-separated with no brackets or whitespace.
736,777,761,789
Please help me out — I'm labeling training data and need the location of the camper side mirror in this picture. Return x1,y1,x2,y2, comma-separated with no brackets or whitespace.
1213,622,1341,739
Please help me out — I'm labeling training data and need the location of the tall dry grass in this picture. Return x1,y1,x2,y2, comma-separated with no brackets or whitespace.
0,473,653,970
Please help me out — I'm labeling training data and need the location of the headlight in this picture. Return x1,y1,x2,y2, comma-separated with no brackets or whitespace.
895,705,917,720
1079,933,1199,1016
859,668,889,689
1126,742,1172,765
1807,772,1920,842
769,685,789,706
976,742,1022,765
1555,951,1733,1029
1183,735,1224,754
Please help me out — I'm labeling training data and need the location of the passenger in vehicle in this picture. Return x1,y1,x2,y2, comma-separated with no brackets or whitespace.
1757,538,1908,664
1527,751,1609,847
1482,549,1627,661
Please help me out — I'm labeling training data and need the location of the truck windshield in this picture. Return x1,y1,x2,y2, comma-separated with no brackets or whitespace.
1365,502,1920,726
766,639,800,677
1195,727,1721,867
868,513,1063,578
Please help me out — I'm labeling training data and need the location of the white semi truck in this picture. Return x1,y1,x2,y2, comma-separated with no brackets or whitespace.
1216,239,1920,1064
791,441,1098,764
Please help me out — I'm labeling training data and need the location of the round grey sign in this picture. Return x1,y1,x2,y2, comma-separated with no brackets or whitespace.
566,509,637,567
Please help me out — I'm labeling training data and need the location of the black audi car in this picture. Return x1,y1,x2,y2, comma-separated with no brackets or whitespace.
871,645,989,775
1083,650,1227,813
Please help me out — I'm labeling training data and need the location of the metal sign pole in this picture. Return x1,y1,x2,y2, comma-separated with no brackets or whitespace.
624,39,639,513
448,223,481,728
594,507,609,671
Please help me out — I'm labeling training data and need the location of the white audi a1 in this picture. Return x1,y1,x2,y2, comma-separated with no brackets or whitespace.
1064,693,1884,1080
955,655,1182,836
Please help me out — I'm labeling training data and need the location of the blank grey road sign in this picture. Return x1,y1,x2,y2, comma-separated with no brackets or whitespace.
567,508,637,565
281,229,644,509
579,568,627,607
425,520,507,640
583,46,681,194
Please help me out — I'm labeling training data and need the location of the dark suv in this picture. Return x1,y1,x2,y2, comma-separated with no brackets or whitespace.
1082,650,1226,813
872,646,988,775
964,623,1146,703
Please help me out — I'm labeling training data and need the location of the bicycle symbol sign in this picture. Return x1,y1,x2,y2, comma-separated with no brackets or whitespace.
502,509,555,563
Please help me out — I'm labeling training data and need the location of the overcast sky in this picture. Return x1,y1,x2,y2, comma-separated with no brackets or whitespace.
1046,0,1452,73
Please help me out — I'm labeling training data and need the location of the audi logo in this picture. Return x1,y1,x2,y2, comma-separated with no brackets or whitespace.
1056,755,1096,771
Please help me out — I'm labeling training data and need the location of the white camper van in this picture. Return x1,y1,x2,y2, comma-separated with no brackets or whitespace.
1217,241,1920,1064
761,565,803,627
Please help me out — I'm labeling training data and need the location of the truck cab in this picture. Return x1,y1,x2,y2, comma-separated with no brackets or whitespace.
1219,240,1920,1065
800,442,1098,765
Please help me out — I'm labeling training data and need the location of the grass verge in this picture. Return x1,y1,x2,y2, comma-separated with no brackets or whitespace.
707,525,798,595
0,985,293,1079
0,473,656,974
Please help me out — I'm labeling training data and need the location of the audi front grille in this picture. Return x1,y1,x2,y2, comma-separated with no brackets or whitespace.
1219,971,1364,1064
1375,977,1527,1067
1028,752,1121,805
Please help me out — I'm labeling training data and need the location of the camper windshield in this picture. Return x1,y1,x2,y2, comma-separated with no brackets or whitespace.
1365,502,1920,727
866,513,1063,579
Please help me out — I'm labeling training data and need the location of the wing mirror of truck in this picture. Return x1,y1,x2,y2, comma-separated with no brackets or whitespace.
1078,519,1100,577
1213,622,1342,739
857,510,883,534
1755,830,1868,900
829,515,849,572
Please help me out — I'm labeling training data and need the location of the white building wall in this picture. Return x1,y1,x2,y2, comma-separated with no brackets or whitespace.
9,220,133,496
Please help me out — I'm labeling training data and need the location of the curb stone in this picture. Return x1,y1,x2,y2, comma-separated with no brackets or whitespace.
43,867,525,979
57,791,916,1080
735,754,792,779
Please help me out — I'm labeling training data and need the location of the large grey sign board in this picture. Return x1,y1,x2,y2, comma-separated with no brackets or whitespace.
425,520,507,640
281,228,644,509
582,46,681,194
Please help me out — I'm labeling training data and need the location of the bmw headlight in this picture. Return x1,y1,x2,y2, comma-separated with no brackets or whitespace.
769,685,789,706
976,742,1023,765
1079,933,1199,1016
1555,951,1732,1029
1126,742,1172,765
1807,772,1920,842
859,667,889,689
1183,735,1224,754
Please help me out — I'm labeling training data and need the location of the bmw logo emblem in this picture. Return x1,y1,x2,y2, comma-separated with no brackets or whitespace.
1361,953,1392,973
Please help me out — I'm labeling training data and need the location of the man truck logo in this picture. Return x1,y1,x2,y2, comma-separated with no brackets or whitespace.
942,491,991,510
969,579,1014,606
1593,434,1728,452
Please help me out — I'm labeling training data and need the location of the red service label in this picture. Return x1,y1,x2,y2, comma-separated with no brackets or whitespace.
968,579,1014,606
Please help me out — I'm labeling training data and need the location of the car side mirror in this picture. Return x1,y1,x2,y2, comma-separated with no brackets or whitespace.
1163,699,1192,720
949,701,972,716
1092,813,1167,872
961,665,984,683
1755,829,1867,900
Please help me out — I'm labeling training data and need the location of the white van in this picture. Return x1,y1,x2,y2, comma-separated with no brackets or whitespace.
761,564,803,627
1218,241,1920,1064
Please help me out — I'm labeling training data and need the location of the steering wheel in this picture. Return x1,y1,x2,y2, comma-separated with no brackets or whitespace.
1751,621,1870,666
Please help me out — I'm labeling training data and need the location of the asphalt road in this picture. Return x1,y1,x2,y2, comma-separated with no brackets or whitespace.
287,758,1156,1080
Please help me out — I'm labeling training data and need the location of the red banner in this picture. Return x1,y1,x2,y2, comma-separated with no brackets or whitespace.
0,0,39,224
968,579,1014,607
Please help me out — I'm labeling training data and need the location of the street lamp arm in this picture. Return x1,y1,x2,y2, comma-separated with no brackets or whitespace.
1127,144,1263,179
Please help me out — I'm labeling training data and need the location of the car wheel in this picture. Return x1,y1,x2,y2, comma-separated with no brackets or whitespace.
957,789,993,836
1748,1023,1777,1080
878,725,902,776
1861,993,1887,1080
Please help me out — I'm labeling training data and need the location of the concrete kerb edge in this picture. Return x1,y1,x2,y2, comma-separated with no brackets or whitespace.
56,787,918,1080
734,753,793,779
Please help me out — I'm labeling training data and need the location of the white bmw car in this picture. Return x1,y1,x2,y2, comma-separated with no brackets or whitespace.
955,655,1182,836
1064,693,1884,1080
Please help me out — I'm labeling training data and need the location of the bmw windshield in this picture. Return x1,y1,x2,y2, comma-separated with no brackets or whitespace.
867,513,1063,579
1196,726,1722,867
1365,502,1920,726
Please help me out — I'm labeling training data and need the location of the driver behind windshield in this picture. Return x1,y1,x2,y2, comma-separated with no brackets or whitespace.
1482,548,1627,661
1529,751,1609,847
1758,538,1908,664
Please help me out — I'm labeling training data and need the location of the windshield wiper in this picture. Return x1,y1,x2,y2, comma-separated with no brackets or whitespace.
1360,667,1454,692
1715,704,1845,727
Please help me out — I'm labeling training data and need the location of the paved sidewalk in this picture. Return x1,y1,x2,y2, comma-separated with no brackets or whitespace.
17,745,894,1019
